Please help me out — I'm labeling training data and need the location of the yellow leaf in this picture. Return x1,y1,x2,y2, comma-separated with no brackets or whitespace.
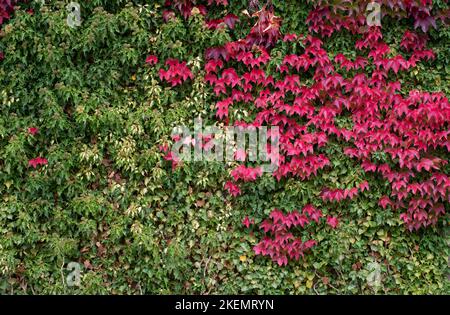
306,280,313,289
131,74,136,81
239,255,247,262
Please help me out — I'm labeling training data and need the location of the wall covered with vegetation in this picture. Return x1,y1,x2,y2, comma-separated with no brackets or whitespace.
0,0,448,294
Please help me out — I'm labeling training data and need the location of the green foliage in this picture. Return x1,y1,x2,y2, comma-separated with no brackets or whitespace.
0,1,448,294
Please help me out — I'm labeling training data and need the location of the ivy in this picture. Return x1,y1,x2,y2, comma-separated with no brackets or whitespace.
0,0,448,294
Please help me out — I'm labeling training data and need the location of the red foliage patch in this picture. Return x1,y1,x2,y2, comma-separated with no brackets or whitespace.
198,1,449,265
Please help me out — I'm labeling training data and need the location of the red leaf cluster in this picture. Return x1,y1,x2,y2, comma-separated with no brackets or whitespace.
145,55,159,66
159,59,194,87
28,157,48,169
206,5,448,236
306,0,448,36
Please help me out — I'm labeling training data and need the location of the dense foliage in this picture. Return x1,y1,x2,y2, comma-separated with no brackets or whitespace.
0,0,448,294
